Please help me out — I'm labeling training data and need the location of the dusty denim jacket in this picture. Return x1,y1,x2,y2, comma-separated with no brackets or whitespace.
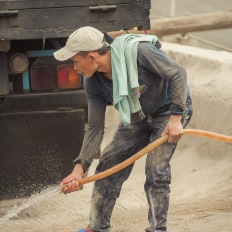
74,42,190,172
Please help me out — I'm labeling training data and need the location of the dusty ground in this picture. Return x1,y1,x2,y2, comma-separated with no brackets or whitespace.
0,44,232,232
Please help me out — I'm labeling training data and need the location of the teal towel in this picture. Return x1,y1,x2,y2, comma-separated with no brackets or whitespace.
111,34,158,126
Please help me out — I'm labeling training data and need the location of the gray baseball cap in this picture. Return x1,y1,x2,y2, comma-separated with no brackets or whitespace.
54,26,105,61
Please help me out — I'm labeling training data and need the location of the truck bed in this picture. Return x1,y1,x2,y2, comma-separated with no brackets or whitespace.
0,0,150,39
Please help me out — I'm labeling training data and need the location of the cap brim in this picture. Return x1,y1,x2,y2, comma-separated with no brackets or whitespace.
53,47,78,61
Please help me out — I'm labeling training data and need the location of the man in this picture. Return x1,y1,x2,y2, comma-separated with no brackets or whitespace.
54,26,192,232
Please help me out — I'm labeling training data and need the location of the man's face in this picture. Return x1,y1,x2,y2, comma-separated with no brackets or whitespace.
71,53,97,78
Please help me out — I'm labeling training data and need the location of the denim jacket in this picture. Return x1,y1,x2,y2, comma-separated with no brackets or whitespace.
74,42,190,172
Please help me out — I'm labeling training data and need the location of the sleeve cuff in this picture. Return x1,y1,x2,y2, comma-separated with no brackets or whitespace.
73,158,90,173
170,105,184,115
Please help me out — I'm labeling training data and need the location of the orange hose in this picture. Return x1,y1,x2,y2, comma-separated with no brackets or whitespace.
183,129,232,143
77,129,232,186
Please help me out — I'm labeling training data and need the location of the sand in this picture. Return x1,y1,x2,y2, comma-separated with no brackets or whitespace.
0,43,232,232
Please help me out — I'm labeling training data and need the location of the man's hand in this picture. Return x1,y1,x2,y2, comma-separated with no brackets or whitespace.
161,115,183,143
60,164,84,194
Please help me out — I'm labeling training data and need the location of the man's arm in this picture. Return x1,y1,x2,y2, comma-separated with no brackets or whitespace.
138,43,187,115
61,84,107,193
73,92,107,172
138,43,187,142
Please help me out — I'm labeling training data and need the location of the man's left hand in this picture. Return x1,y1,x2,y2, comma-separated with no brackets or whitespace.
161,115,183,143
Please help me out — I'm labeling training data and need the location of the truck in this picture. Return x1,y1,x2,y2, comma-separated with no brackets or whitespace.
0,0,151,199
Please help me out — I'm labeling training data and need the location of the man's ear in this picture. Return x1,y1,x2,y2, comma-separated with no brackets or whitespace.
89,53,97,62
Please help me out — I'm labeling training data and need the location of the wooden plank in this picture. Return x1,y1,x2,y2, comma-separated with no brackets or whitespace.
109,10,232,37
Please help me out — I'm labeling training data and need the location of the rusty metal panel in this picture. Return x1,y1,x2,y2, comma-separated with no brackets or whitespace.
0,109,85,199
0,0,150,39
